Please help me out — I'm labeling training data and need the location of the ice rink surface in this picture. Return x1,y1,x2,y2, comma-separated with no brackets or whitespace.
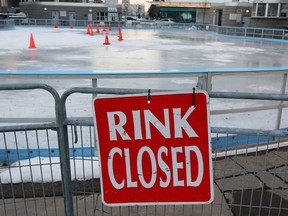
0,27,288,71
0,26,288,132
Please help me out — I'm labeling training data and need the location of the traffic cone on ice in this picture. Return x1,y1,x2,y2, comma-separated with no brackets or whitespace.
89,25,94,36
103,33,110,45
108,23,112,31
103,23,106,32
96,23,100,33
70,23,73,29
86,24,90,34
54,22,58,28
118,29,123,41
87,24,92,34
29,33,36,49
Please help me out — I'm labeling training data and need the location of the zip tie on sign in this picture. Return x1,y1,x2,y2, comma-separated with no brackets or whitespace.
147,89,151,104
192,87,196,107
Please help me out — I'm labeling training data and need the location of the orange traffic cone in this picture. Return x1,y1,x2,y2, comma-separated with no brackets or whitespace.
89,25,94,36
96,24,100,33
70,23,73,29
29,33,36,49
54,22,58,28
103,33,110,45
86,24,90,34
108,23,112,31
103,23,106,32
118,29,123,41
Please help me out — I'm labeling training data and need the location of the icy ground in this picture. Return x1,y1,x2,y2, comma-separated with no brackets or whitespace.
0,26,287,183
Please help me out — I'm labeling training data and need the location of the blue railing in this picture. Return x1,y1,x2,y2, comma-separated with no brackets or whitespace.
2,17,287,41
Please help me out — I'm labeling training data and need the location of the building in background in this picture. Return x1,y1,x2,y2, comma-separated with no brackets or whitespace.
122,0,129,17
150,1,213,23
150,0,287,28
150,0,252,24
250,0,288,29
211,1,252,27
1,0,287,29
19,2,122,22
0,0,11,13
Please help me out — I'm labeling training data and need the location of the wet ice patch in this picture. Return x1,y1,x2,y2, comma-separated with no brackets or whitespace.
203,53,234,63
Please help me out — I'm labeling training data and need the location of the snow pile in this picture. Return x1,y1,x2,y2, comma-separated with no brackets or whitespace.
0,156,100,184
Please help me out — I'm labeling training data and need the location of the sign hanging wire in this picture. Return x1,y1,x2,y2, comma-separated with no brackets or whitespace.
192,87,196,107
147,89,151,104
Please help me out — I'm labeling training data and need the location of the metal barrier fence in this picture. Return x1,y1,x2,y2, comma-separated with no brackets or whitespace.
1,18,287,41
0,83,288,215
0,19,14,28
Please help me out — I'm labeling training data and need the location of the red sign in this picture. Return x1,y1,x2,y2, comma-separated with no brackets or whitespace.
93,91,213,206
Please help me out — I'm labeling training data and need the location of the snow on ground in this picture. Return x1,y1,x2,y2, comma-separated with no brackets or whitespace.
0,157,99,184
0,26,288,183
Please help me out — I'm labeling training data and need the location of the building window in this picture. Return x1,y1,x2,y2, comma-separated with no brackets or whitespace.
253,3,288,18
96,12,108,21
280,3,288,17
257,3,266,16
252,3,256,16
267,3,278,16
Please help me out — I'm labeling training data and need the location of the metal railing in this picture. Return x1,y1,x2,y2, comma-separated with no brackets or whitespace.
2,18,287,41
0,83,288,215
0,19,14,28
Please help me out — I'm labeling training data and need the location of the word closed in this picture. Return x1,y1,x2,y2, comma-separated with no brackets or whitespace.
93,91,213,206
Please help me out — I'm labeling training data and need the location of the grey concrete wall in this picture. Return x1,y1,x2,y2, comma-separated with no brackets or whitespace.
250,18,288,29
217,6,252,27
19,3,120,21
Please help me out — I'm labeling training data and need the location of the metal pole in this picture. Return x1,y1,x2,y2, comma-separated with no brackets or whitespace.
92,78,98,156
58,96,74,216
92,78,97,98
275,73,287,129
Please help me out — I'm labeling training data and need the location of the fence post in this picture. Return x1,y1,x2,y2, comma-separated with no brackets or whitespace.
197,73,212,91
275,73,287,129
92,78,99,156
57,99,74,216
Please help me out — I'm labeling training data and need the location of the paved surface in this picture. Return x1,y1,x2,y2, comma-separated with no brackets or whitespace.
1,147,288,215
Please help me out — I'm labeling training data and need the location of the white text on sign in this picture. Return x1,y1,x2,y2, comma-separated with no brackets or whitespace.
108,145,204,189
107,107,198,141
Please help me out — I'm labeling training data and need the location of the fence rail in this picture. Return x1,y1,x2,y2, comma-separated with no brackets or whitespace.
1,18,288,41
0,83,288,215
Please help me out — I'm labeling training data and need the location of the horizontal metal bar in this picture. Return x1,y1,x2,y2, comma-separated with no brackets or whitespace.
211,103,288,115
0,68,287,79
64,118,94,127
62,87,288,102
211,127,288,137
0,122,58,132
60,87,167,108
209,91,288,101
0,118,57,123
